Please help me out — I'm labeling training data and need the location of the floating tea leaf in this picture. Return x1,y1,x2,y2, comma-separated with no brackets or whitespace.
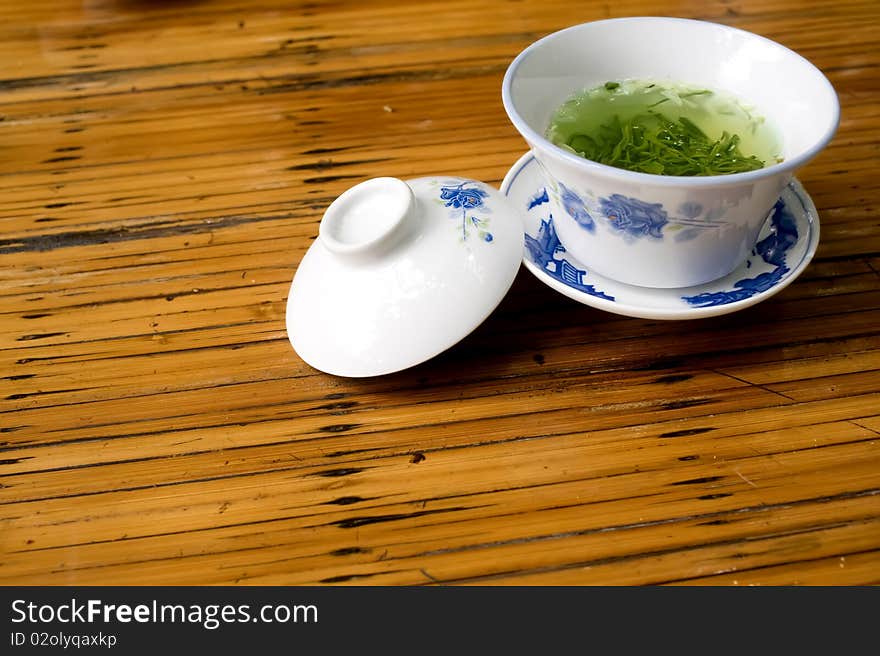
547,80,783,176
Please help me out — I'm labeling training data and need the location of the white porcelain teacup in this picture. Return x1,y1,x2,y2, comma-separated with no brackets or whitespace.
502,17,839,288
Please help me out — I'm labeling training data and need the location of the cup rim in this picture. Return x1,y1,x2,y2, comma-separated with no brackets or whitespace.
501,16,840,186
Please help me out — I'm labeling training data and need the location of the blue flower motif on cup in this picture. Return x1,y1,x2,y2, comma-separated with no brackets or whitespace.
559,183,595,232
440,182,493,242
678,201,704,219
599,194,668,239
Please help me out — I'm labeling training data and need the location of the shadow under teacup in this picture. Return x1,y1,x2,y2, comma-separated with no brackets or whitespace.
502,17,839,289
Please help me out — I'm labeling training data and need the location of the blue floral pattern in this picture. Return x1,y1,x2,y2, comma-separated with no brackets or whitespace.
678,201,704,219
682,199,798,307
599,194,668,238
559,183,594,232
524,213,614,301
440,182,493,242
553,185,726,242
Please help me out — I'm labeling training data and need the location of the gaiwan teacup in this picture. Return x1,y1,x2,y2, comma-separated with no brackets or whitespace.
502,17,839,288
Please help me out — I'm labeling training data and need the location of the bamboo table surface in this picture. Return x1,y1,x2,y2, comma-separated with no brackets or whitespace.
1,0,878,587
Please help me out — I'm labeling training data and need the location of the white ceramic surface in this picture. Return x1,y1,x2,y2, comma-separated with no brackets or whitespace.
502,152,820,320
502,17,838,288
286,176,523,377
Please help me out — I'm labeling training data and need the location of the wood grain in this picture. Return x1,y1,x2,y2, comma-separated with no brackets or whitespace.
1,0,878,586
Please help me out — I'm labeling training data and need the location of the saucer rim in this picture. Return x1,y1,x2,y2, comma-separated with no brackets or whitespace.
501,152,820,320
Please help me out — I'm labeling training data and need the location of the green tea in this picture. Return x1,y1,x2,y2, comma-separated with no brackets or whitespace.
546,79,783,176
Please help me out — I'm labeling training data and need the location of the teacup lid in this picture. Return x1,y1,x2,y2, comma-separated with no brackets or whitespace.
286,175,523,377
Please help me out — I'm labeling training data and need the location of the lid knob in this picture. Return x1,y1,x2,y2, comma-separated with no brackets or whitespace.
318,177,415,255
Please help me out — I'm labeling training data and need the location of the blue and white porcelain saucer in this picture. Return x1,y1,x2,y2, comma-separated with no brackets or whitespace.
501,153,821,320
